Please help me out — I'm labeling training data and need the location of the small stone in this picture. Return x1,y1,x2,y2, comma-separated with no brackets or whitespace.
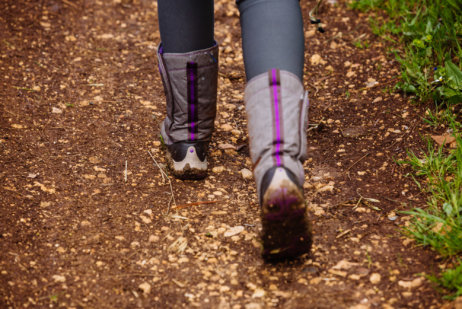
52,107,63,114
224,226,244,237
40,201,51,208
212,166,225,173
310,54,326,65
245,303,262,309
96,261,105,267
365,78,378,88
140,215,152,224
89,156,101,164
369,273,381,284
218,143,236,150
139,282,151,294
52,275,66,283
333,260,358,270
56,247,66,254
80,220,91,227
221,123,233,131
398,277,423,289
240,168,253,180
252,288,265,298
149,235,159,242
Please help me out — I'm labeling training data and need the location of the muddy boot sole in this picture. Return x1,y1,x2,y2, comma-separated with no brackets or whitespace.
165,150,208,180
260,172,312,260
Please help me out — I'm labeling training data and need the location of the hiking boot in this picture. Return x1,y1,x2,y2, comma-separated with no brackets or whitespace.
244,69,312,260
157,43,219,179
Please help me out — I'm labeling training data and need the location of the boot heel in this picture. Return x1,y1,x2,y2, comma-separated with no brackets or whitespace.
260,167,312,260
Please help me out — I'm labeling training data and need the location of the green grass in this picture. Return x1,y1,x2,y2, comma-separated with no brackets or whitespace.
429,260,462,299
350,0,462,300
400,126,462,299
349,0,462,105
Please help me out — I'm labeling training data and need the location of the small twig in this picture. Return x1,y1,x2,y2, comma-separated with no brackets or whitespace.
353,196,363,210
124,160,127,182
356,189,381,211
336,229,351,239
347,153,370,171
148,150,165,182
347,152,369,179
148,150,176,214
62,0,78,9
173,200,219,210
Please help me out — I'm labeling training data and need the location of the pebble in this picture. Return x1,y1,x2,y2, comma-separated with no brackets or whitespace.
310,54,326,65
139,282,151,294
212,166,225,173
221,123,233,131
224,226,244,237
52,107,63,114
149,235,159,242
252,288,265,298
369,273,381,284
398,277,423,289
52,275,66,283
80,220,91,227
373,96,383,103
240,168,253,180
245,303,262,309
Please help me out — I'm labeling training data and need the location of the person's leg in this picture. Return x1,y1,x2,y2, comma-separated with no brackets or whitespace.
157,0,218,179
237,0,305,80
158,0,214,53
238,0,312,260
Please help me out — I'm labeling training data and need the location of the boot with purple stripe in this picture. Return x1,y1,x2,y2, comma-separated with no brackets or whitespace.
245,69,312,260
157,43,219,179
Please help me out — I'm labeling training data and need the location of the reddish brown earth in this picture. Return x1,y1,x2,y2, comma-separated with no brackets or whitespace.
0,0,452,308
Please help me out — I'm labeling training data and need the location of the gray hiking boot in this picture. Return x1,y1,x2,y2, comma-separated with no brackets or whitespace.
157,43,219,179
245,69,312,260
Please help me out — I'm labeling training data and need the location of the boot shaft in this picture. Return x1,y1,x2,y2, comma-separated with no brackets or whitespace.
157,44,219,145
244,69,309,198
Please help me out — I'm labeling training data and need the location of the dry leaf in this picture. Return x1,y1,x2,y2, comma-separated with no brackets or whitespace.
431,134,457,148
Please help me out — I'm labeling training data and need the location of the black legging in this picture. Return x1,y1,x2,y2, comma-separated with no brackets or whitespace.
157,0,305,81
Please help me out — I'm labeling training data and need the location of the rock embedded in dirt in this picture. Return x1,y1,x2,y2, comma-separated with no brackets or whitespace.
398,277,423,289
212,166,225,173
310,54,326,66
224,226,244,238
139,282,151,294
221,123,233,131
240,168,252,180
370,273,381,284
52,275,66,283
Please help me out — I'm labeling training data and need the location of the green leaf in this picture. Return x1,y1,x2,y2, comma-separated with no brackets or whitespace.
445,60,462,90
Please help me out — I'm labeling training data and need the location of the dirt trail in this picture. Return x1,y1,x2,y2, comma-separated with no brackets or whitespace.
0,0,446,308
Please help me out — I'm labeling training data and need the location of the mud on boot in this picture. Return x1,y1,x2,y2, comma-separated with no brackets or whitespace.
157,43,219,179
244,69,312,260
260,166,312,260
163,141,208,180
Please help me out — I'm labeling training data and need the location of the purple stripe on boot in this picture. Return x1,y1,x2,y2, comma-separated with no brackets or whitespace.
187,62,198,141
271,69,282,167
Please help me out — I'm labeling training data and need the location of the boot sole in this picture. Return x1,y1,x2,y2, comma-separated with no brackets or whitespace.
165,149,207,180
261,178,312,260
